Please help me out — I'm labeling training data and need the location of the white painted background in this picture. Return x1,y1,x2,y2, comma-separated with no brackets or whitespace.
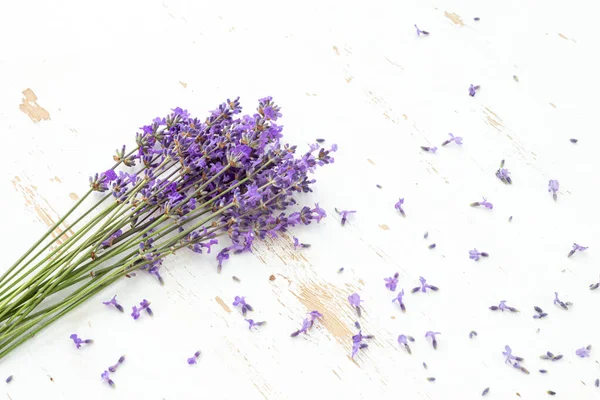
1,0,599,398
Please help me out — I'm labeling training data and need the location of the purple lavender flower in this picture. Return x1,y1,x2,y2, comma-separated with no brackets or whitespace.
293,236,310,249
392,289,406,312
338,209,356,226
548,180,559,201
187,351,201,365
348,293,363,317
553,292,571,310
171,107,190,119
131,306,141,320
139,299,153,316
441,133,463,146
5,375,12,384
312,203,327,222
69,334,93,349
469,84,480,97
502,346,526,371
351,330,374,358
384,273,399,291
245,319,266,330
395,198,406,217
568,243,588,258
420,146,438,154
425,331,441,350
414,24,430,36
490,300,519,313
495,160,512,184
469,248,489,261
398,334,411,354
290,318,312,337
470,197,493,209
233,296,253,315
309,310,323,322
101,370,115,388
412,276,439,293
576,345,591,358
101,229,123,248
108,356,126,373
216,247,230,273
102,295,124,312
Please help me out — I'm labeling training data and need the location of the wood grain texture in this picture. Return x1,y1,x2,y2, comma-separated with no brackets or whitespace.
0,0,599,399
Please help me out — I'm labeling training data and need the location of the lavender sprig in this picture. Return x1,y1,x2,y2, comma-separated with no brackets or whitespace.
351,330,374,358
392,289,406,312
233,296,253,315
102,295,124,312
187,351,201,365
394,198,406,217
101,370,115,388
469,249,489,261
290,311,322,337
490,300,519,313
293,236,310,249
108,355,126,372
414,24,429,36
384,273,399,291
420,146,438,154
245,319,266,330
337,209,356,226
469,84,481,97
397,334,411,354
69,334,93,349
470,197,493,209
548,180,559,201
425,331,441,350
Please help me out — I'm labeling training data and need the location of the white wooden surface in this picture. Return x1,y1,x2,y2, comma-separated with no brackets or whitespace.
1,0,599,398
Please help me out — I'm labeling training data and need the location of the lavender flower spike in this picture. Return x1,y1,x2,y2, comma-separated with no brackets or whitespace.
70,334,93,349
412,276,439,293
394,198,406,217
469,248,489,261
425,331,441,350
548,180,559,201
576,345,591,358
233,296,253,315
102,295,124,312
348,293,363,317
441,133,463,146
245,319,266,330
392,289,406,312
568,243,588,258
187,350,201,365
469,84,480,97
414,24,430,36
384,273,399,291
338,209,356,226
490,300,519,313
101,370,115,388
420,146,438,154
470,197,493,209
398,334,412,354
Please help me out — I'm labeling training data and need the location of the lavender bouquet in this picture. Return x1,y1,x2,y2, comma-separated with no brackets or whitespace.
0,97,335,359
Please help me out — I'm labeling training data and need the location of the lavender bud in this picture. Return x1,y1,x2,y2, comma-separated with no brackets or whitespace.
232,276,241,282
595,378,599,387
5,376,12,384
424,232,429,239
316,138,325,143
355,306,361,318
407,336,415,342
405,344,412,354
540,369,548,374
432,339,438,350
469,330,478,339
423,362,428,369
590,283,599,290
354,321,361,329
508,216,513,222
427,377,436,382
570,138,578,143
520,367,530,374
552,355,563,361
480,252,489,257
547,391,556,395
534,306,544,313
539,313,548,318
338,267,344,273
489,306,499,311
482,387,490,396
376,184,382,189
474,17,481,21
428,243,436,249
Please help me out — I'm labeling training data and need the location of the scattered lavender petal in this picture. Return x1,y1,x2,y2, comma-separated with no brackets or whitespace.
482,387,489,396
5,376,12,384
570,138,578,143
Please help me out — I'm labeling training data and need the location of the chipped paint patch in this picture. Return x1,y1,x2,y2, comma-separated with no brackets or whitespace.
11,175,72,243
179,81,188,88
332,45,339,56
379,224,390,230
345,76,353,83
549,102,557,108
19,89,50,123
483,107,503,132
367,159,376,165
69,193,79,201
215,296,232,313
444,11,464,26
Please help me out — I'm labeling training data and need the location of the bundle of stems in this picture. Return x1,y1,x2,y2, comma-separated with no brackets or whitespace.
0,97,335,360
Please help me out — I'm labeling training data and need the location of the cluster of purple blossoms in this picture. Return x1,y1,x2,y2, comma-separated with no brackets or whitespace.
441,133,463,147
425,331,441,350
496,160,512,184
490,300,519,313
567,243,587,258
131,299,153,320
502,345,529,373
469,248,489,261
290,311,323,337
101,355,125,388
553,292,572,310
576,345,591,358
70,334,93,349
187,351,201,365
384,273,399,291
233,296,253,315
351,330,374,358
470,197,493,209
87,97,335,287
411,276,439,293
348,293,363,317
